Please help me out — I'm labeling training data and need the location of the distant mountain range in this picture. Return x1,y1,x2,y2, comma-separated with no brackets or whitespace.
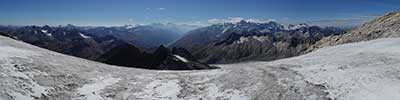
6,16,390,66
3,10,400,100
0,25,123,60
2,11,400,99
0,24,215,70
0,21,348,65
81,23,198,48
172,20,346,63
0,23,196,49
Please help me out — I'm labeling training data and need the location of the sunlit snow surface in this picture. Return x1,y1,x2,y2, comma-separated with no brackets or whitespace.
267,38,400,100
1,35,400,100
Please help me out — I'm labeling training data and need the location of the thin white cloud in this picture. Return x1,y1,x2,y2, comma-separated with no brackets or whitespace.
360,15,379,18
282,17,289,20
175,21,208,27
145,7,166,11
157,8,166,10
207,17,275,24
307,15,376,27
207,19,221,24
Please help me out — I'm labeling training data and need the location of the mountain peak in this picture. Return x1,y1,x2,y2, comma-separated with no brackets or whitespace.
42,25,51,29
154,45,169,53
284,23,310,30
238,20,248,24
123,24,139,29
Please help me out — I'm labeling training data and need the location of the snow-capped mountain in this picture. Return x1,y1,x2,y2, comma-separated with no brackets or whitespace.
122,24,139,29
284,23,309,30
171,20,287,50
172,20,345,63
0,25,213,70
0,23,188,49
1,32,400,100
0,25,125,60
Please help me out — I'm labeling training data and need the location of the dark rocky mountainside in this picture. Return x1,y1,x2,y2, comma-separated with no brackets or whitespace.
0,26,124,60
173,21,345,64
95,43,154,68
0,24,185,49
0,25,214,70
97,44,217,70
171,21,285,51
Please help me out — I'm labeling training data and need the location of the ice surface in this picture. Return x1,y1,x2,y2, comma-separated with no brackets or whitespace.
1,35,400,100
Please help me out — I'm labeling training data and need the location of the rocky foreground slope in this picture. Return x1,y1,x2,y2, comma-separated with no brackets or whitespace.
311,11,400,50
1,35,400,100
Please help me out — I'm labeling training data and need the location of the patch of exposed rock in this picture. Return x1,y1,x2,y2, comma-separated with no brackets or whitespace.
309,11,400,51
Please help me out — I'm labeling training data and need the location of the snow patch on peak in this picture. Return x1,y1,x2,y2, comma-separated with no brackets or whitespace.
174,55,189,62
222,26,233,34
79,33,91,39
252,36,270,42
40,30,48,33
124,25,138,29
41,30,52,36
235,36,270,44
284,23,309,30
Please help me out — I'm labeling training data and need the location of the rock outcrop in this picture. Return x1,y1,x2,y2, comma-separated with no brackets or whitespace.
97,44,218,70
310,11,400,51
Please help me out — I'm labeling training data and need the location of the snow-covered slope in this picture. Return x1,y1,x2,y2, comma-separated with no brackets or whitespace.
1,35,400,100
265,37,400,100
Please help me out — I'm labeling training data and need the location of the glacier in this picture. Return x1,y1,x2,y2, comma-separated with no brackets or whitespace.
1,35,400,100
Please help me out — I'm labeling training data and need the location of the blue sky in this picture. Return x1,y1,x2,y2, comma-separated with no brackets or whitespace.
0,0,399,27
